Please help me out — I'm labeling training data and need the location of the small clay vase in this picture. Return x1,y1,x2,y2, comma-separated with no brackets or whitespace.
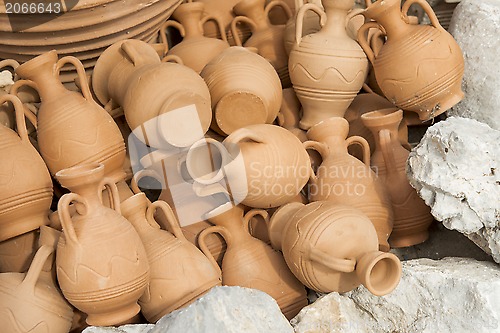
55,163,150,326
276,87,307,142
199,203,307,319
121,193,222,323
361,109,434,247
231,0,292,87
12,51,127,184
0,94,53,242
0,244,74,333
0,230,38,273
161,2,230,73
289,0,368,130
93,39,212,149
200,47,282,136
358,0,464,120
269,201,402,295
283,0,322,55
304,117,393,251
186,124,312,208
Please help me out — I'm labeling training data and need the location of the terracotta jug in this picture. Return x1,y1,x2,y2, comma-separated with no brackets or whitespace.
161,2,230,73
199,203,307,319
283,0,322,55
357,0,464,120
55,163,150,326
276,87,307,142
289,0,368,130
186,124,311,208
269,201,401,295
0,94,53,242
200,47,282,136
0,244,74,333
361,109,433,247
93,39,212,149
121,193,221,323
12,51,127,184
304,117,393,251
0,230,38,273
231,0,292,87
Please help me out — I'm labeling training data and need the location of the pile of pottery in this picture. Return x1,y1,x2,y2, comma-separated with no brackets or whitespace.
0,0,466,331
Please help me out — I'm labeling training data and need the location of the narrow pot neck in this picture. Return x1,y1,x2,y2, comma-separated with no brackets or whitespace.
321,7,350,38
365,0,409,41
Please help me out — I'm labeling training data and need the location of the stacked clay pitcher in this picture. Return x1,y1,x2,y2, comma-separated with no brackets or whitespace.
0,0,466,330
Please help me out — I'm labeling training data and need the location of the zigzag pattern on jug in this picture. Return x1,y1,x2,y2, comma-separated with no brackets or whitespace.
2,308,50,333
291,63,366,84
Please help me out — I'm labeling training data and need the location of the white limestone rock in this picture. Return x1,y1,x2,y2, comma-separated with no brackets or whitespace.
82,325,154,333
406,117,500,262
0,70,13,88
448,0,500,130
150,286,294,333
292,258,500,333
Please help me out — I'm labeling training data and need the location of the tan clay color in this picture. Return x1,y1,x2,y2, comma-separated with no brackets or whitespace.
361,109,434,248
201,47,282,136
12,51,127,184
304,117,393,251
0,230,38,273
0,244,74,333
0,95,52,242
358,0,464,120
93,39,212,149
284,0,322,55
231,0,293,87
289,0,368,130
121,194,221,323
199,203,307,319
161,2,230,73
55,163,149,326
269,201,401,295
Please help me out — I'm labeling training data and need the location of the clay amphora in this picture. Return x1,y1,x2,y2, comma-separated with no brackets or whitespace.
0,244,74,333
121,193,222,323
284,0,322,55
199,203,307,319
55,163,150,326
269,201,401,295
0,94,53,242
304,117,393,251
231,0,292,87
361,109,433,247
200,47,282,136
12,51,127,184
0,230,38,273
277,87,307,142
186,124,311,208
357,0,464,120
93,39,212,149
161,2,230,73
289,0,368,130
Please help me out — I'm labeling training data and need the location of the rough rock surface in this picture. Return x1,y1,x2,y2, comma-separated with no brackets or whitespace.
150,286,294,333
448,0,500,130
407,117,500,262
292,258,500,333
0,70,13,88
82,325,154,333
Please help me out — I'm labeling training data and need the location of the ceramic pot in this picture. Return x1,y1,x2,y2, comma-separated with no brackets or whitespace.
161,2,230,73
288,0,368,130
304,117,393,251
121,194,221,323
0,244,74,333
361,109,433,247
12,51,127,185
201,47,282,136
199,203,307,319
55,163,149,326
231,0,292,87
357,0,464,120
0,230,38,273
283,0,322,55
186,124,311,208
269,201,401,295
0,94,52,242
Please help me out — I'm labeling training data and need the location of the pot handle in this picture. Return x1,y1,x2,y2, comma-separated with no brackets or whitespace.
346,135,371,167
243,209,269,235
198,225,231,274
120,41,149,68
296,3,326,46
159,20,186,53
18,245,54,295
231,16,258,47
303,140,328,181
58,192,85,246
357,22,384,65
265,0,293,22
147,200,187,241
56,56,93,102
98,178,121,215
345,8,365,30
402,0,443,30
201,15,228,43
0,94,30,143
307,244,356,273
162,54,184,64
223,127,263,145
379,129,398,175
130,169,163,194
9,79,40,129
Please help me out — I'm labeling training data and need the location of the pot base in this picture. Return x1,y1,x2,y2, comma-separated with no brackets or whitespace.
215,92,267,135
